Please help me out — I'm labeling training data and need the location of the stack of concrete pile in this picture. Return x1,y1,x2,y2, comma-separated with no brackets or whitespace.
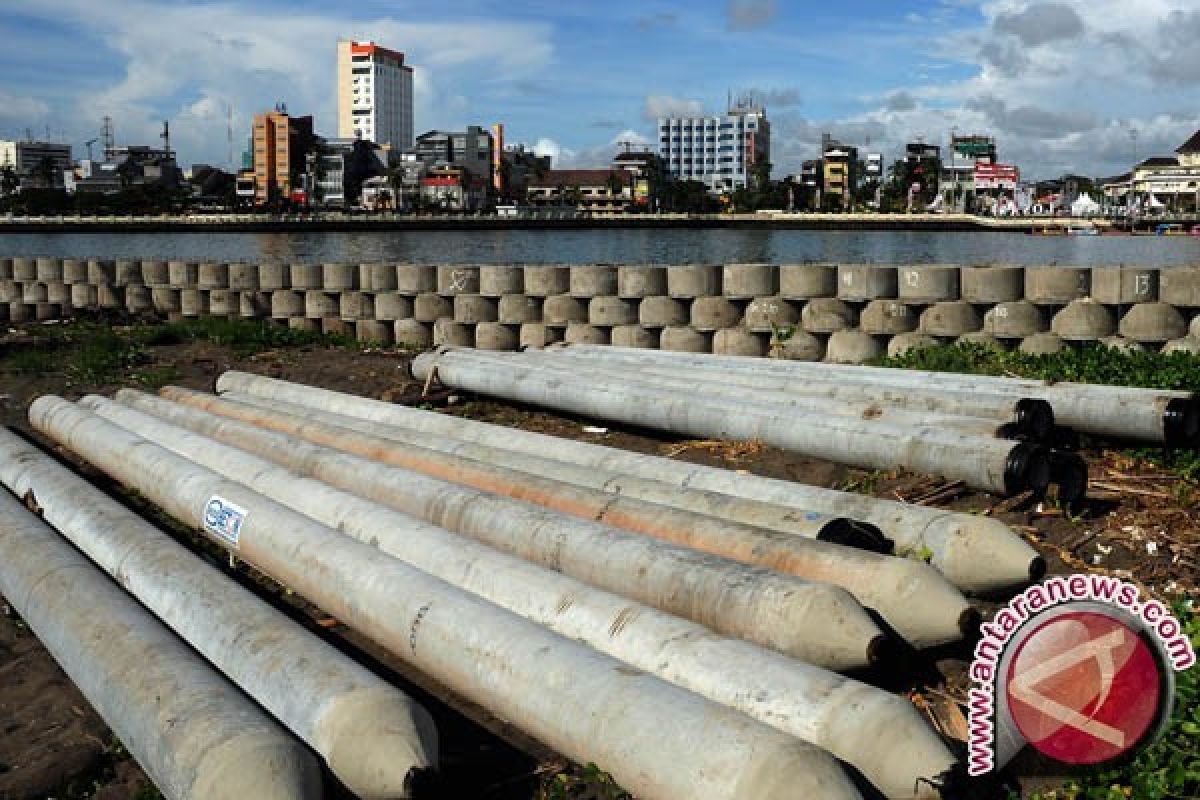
17,371,1070,798
5,257,1200,360
411,345,1093,501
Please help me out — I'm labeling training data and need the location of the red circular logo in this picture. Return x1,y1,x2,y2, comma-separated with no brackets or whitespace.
1005,610,1163,765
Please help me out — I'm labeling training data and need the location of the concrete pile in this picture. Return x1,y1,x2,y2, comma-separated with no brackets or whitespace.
5,257,1200,359
15,373,1029,798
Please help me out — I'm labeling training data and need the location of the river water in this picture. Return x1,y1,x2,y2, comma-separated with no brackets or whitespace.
4,229,1200,266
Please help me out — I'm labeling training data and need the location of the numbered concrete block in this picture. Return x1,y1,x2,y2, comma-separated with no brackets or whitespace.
124,285,153,314
1091,267,1158,304
920,301,982,336
542,294,588,326
1019,332,1065,355
610,324,660,349
197,262,229,289
638,296,688,328
564,322,610,345
722,263,777,298
667,264,721,298
956,332,1006,350
167,260,198,287
207,289,237,317
743,297,800,332
617,265,667,298
1099,336,1146,355
339,291,375,321
779,263,838,299
414,293,453,322
897,264,959,304
1162,337,1200,355
373,293,414,321
860,299,917,335
289,263,323,290
473,321,520,351
801,297,858,333
271,290,304,319
12,257,35,281
355,319,394,345
1025,266,1090,305
589,296,638,326
523,265,569,297
180,289,206,316
433,318,475,346
453,294,498,324
659,326,711,352
63,259,88,284
519,323,564,349
140,260,168,286
983,301,1048,338
569,265,618,298
690,296,743,331
837,264,897,301
437,265,480,296
1160,267,1200,307
235,292,267,318
887,332,940,358
70,284,98,309
497,294,541,324
825,330,884,364
769,330,825,361
960,265,1024,304
288,317,320,333
1118,302,1187,343
87,259,115,285
304,291,340,319
397,264,437,294
258,262,289,291
1051,299,1116,341
479,265,524,297
394,319,433,349
321,262,356,291
35,257,63,282
713,328,768,357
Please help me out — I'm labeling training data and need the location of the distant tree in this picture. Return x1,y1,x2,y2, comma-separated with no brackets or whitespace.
0,165,18,195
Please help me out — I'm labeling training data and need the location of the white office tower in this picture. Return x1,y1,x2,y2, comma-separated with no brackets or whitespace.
337,40,414,153
657,100,770,193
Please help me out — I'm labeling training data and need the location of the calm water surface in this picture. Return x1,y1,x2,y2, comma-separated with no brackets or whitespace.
3,229,1200,266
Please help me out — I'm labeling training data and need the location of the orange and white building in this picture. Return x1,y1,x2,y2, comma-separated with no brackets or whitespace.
336,40,414,154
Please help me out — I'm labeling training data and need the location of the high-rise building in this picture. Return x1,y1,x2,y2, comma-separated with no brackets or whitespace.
0,140,73,190
251,108,314,204
337,40,414,154
656,100,769,193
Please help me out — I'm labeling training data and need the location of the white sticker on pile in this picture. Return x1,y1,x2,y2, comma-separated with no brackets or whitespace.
202,495,248,548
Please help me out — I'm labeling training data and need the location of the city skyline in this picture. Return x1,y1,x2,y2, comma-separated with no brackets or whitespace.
1,0,1198,179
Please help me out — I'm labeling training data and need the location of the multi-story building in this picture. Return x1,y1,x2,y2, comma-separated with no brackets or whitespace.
311,137,387,208
0,139,73,190
526,168,632,212
75,145,181,194
657,100,769,193
251,108,314,204
612,147,666,209
337,40,414,155
821,136,858,210
497,144,551,203
413,126,494,186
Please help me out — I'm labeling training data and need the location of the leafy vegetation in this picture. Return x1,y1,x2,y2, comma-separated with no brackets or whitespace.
1027,603,1199,800
536,763,631,800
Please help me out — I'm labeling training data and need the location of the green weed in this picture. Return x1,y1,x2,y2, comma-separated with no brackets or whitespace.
536,763,631,800
0,347,57,374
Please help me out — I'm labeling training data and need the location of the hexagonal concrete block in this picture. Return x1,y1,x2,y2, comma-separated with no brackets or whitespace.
667,264,722,298
474,321,520,351
919,301,982,337
1118,302,1187,343
691,296,743,331
523,265,570,297
983,301,1048,338
568,265,618,298
1025,266,1090,305
1090,267,1158,305
887,332,940,358
837,264,897,301
743,297,800,332
394,319,433,349
564,322,611,345
825,330,884,364
960,265,1024,304
1159,267,1200,307
768,330,825,361
1051,298,1116,341
897,264,960,304
801,297,858,333
610,324,660,349
617,265,667,298
1098,336,1146,355
859,299,917,335
638,296,688,328
1019,332,1065,355
519,323,564,349
1161,336,1200,355
722,263,777,298
713,328,768,356
659,326,711,352
779,263,837,299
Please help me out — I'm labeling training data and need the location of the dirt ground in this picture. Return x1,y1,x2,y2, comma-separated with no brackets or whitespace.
0,324,1195,799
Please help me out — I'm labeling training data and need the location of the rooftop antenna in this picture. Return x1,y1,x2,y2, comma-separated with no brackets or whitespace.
227,103,234,170
102,116,115,159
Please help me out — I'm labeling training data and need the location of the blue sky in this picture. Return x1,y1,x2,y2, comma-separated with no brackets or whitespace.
2,0,1199,179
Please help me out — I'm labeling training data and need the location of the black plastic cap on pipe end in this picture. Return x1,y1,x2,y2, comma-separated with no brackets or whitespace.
1050,450,1089,508
1164,397,1200,448
959,606,984,639
865,633,902,666
816,518,895,554
406,767,443,800
1028,555,1048,583
1003,442,1052,497
1013,397,1055,440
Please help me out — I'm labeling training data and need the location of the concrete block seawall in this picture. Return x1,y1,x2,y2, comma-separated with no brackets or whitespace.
4,257,1200,361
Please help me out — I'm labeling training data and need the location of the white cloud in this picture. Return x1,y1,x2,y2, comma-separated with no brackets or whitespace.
643,94,704,121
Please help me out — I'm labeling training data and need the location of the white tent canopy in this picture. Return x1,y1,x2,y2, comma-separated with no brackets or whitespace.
1071,192,1100,216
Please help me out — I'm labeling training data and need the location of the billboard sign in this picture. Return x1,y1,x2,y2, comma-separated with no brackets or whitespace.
976,162,1019,190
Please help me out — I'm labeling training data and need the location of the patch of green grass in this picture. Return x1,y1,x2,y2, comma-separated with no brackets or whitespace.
130,364,182,389
67,328,145,384
1028,603,1199,800
0,347,58,374
536,763,630,800
878,342,1200,392
136,317,353,357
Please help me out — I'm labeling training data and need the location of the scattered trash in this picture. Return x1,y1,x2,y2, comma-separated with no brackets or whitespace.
582,426,608,434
